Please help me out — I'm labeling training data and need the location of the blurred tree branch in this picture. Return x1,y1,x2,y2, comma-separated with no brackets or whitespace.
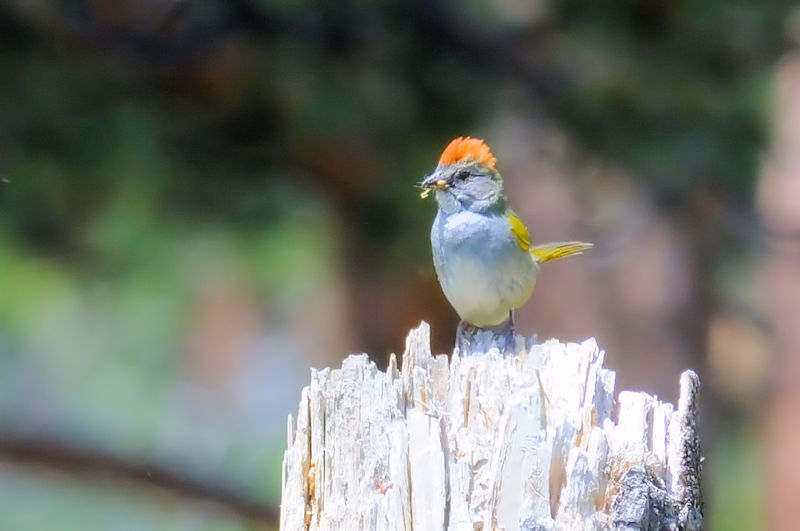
0,433,278,526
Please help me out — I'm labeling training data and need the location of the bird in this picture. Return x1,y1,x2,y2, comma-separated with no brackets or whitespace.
420,136,592,353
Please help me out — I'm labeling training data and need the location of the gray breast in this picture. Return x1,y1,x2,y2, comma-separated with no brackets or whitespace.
430,210,537,326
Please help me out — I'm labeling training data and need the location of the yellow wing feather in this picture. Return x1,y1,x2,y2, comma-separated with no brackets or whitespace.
507,213,531,251
529,241,594,262
507,212,592,261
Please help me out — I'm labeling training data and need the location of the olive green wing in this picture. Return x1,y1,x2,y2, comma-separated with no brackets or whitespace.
506,210,592,262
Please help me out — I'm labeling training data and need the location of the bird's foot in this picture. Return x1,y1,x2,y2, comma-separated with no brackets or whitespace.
455,316,522,356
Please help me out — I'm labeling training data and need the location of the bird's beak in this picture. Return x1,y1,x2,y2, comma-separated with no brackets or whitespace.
420,174,449,199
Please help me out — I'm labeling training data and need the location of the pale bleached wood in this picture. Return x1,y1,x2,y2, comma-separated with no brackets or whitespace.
668,370,703,530
280,322,702,530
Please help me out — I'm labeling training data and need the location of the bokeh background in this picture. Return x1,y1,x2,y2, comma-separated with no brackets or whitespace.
0,1,798,529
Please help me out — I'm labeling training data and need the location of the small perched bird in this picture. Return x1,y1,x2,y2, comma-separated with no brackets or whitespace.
420,137,592,352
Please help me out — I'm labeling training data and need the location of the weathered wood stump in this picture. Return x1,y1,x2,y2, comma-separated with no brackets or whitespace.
280,322,702,530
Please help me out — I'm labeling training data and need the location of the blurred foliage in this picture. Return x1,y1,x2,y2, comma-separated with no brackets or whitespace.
1,0,793,242
557,0,784,196
0,0,794,528
708,425,765,531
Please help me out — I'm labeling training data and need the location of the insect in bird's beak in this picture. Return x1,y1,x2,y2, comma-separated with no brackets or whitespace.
419,177,449,199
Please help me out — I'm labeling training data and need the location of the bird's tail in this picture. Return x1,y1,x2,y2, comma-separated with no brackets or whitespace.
529,241,593,263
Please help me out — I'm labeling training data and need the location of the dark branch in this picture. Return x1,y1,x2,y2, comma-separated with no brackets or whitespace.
0,433,278,526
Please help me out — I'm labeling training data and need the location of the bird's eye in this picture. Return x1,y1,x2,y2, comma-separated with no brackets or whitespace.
456,170,470,181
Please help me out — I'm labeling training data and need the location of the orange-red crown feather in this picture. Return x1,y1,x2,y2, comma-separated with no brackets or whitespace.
438,137,497,171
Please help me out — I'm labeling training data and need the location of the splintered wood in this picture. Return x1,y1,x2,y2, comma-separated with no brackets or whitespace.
280,323,702,530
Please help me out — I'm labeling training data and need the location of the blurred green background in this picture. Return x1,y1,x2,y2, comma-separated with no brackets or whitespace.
1,1,798,529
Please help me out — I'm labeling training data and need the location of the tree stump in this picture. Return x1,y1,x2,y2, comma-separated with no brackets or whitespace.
280,322,702,530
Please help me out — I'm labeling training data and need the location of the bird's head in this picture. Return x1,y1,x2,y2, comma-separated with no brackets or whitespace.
420,137,506,214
